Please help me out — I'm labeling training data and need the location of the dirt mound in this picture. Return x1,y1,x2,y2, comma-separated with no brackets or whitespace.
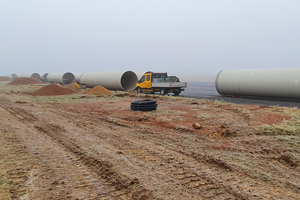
84,86,112,96
64,83,79,90
31,84,78,96
0,76,12,81
7,77,44,85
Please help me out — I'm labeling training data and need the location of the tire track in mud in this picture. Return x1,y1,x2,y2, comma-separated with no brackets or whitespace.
0,101,33,199
0,104,37,123
76,117,247,199
0,101,153,199
33,123,154,199
1,96,297,199
30,105,244,199
88,128,248,199
68,113,297,200
0,132,31,199
136,128,300,199
23,104,299,199
43,108,250,199
1,104,105,199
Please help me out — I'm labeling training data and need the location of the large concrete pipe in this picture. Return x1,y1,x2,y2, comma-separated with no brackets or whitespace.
73,73,83,83
134,72,146,80
22,73,41,80
80,71,138,91
11,74,18,79
42,73,49,82
47,72,75,85
215,68,300,99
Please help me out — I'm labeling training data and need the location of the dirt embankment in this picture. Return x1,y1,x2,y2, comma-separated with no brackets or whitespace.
84,86,112,96
7,77,44,85
0,76,12,81
0,84,299,199
30,84,78,96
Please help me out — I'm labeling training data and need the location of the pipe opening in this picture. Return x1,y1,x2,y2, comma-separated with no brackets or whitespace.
42,73,48,82
62,72,75,85
120,71,138,91
31,73,41,80
11,74,18,79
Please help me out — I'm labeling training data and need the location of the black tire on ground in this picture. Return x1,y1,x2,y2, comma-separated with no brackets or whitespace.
130,99,157,111
131,105,157,111
173,91,180,96
131,99,157,105
131,103,157,108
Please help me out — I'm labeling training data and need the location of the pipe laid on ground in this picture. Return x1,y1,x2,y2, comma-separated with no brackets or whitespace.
11,74,18,79
134,72,146,81
22,73,41,80
47,72,75,85
42,73,49,82
215,68,300,99
80,71,138,91
73,73,83,83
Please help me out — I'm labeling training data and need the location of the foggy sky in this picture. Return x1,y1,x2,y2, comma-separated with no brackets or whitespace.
1,0,299,81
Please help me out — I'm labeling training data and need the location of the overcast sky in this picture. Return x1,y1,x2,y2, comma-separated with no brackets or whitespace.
1,0,299,81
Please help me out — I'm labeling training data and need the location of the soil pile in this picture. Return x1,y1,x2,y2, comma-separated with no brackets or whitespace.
31,84,78,96
84,86,112,96
1,82,300,199
0,76,12,81
65,83,79,90
7,77,44,85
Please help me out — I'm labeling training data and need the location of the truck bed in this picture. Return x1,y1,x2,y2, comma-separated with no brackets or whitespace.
151,82,187,88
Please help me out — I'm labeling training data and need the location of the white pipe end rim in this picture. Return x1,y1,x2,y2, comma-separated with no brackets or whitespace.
62,72,75,85
121,71,138,91
31,73,41,80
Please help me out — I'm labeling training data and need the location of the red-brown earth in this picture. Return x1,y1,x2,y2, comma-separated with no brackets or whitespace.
0,83,299,199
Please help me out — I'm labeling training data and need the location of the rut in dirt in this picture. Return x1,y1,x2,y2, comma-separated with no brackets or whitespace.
0,98,153,199
38,105,254,199
1,93,299,199
1,97,245,200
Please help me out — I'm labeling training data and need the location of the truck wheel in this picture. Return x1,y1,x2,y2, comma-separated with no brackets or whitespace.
173,91,180,96
137,87,142,93
160,88,166,95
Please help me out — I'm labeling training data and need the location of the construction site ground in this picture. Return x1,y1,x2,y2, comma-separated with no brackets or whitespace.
0,80,300,200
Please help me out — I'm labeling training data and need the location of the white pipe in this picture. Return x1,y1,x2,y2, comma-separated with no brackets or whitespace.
135,72,146,80
73,73,84,83
80,71,138,91
215,68,300,99
47,72,75,85
11,74,18,79
22,73,41,80
42,73,49,82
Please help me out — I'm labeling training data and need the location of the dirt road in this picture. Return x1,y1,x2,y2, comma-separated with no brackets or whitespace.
0,83,299,199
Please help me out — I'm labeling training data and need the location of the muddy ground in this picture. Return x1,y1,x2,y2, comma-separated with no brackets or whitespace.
0,82,300,200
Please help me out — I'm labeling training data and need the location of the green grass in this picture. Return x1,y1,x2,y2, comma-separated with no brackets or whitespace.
197,113,215,119
255,106,300,136
213,99,232,105
215,152,299,190
0,81,45,93
0,139,31,199
0,82,128,104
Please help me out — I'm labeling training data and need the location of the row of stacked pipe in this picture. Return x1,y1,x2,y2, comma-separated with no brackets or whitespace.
9,68,300,99
12,71,143,92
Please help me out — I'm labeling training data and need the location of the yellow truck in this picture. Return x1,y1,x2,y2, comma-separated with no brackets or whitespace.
135,71,187,95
